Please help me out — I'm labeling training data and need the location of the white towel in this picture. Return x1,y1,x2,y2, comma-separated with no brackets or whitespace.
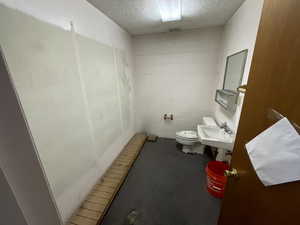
246,118,300,186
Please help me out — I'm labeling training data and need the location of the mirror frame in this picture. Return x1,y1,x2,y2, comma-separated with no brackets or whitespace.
222,49,248,92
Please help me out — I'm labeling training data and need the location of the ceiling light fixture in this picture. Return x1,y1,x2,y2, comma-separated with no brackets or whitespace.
157,0,182,22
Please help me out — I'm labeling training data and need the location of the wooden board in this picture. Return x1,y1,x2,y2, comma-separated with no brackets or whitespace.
69,133,147,225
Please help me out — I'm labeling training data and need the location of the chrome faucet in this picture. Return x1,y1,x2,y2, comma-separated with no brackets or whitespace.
220,122,233,135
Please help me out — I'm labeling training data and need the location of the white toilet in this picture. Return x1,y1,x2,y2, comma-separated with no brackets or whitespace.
176,130,198,152
176,117,217,154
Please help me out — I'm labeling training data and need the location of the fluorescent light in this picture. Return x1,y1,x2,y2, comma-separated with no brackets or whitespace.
157,0,182,22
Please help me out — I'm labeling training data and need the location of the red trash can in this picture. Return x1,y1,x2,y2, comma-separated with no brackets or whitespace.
205,161,229,198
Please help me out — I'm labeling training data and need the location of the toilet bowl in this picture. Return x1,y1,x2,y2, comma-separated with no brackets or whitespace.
175,130,204,154
176,117,217,154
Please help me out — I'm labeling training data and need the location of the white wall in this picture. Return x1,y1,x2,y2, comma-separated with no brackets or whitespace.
0,48,61,225
0,0,131,50
0,0,135,223
0,169,28,225
213,0,264,131
134,28,223,138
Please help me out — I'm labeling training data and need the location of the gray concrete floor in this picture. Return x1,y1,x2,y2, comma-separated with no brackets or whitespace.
101,138,221,225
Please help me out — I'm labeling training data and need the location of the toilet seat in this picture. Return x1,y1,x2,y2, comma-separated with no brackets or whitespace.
176,130,198,140
175,130,204,154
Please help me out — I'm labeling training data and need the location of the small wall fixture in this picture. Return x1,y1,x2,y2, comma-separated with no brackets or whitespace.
164,114,174,120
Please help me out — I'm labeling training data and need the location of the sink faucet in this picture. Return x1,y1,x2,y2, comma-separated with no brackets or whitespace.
220,122,233,135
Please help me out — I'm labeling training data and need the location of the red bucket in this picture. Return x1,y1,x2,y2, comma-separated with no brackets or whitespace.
205,161,229,198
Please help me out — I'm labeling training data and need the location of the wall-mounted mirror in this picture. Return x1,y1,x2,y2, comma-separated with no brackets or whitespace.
223,49,248,92
215,49,248,112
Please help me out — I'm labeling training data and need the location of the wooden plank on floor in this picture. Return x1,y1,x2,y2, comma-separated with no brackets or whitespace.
103,173,124,180
101,177,122,183
89,192,111,199
70,216,97,225
105,169,127,176
82,202,106,212
77,209,101,220
86,195,110,205
68,133,147,225
85,198,109,205
93,185,115,193
112,162,130,167
95,181,117,187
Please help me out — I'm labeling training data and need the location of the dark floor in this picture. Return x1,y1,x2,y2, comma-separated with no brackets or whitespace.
101,138,221,225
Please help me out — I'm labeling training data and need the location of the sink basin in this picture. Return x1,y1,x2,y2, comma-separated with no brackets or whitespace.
197,125,234,150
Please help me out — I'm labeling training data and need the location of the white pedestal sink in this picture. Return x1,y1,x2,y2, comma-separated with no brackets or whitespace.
197,125,235,161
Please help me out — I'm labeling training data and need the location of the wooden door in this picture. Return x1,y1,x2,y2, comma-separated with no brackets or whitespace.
218,0,300,225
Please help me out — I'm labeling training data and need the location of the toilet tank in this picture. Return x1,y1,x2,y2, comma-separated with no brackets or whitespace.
203,117,217,127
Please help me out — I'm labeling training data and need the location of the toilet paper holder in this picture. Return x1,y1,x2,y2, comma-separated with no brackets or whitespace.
164,114,173,120
267,108,300,134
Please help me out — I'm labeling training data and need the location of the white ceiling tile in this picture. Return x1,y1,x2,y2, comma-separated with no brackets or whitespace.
87,0,245,35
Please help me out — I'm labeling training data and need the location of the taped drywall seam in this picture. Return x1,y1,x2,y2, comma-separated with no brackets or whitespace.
113,48,125,131
70,21,97,155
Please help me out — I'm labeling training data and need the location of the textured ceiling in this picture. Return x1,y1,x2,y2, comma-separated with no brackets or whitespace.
87,0,245,35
